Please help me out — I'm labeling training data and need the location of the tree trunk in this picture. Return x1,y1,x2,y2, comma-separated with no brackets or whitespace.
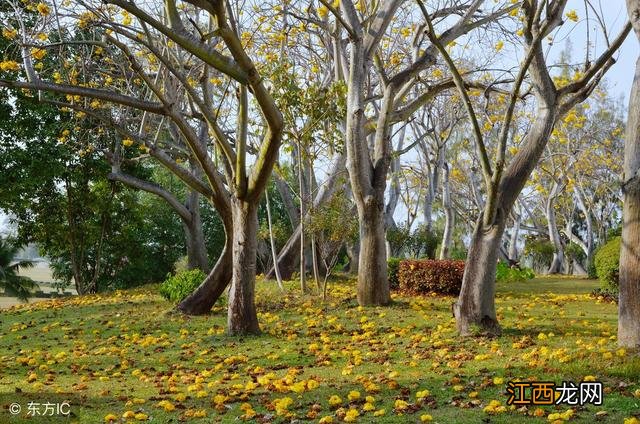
177,237,232,314
546,186,565,274
266,153,346,279
454,98,556,336
619,2,640,348
507,211,521,262
265,189,284,290
439,163,454,260
357,198,390,305
346,241,359,273
227,199,260,335
453,213,505,336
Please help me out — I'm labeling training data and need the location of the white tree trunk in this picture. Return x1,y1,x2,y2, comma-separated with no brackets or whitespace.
439,163,454,259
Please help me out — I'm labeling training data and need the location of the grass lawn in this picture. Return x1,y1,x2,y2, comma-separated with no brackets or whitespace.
1,276,639,423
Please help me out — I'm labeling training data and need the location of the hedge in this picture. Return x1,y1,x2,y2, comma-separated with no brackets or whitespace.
388,257,401,290
398,259,465,295
594,236,621,293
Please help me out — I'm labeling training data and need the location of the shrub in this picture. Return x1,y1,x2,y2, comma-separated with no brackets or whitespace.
594,236,621,292
159,269,206,303
387,257,401,290
495,261,535,283
398,259,465,295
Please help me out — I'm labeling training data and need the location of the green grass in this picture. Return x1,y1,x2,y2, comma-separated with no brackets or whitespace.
0,276,639,423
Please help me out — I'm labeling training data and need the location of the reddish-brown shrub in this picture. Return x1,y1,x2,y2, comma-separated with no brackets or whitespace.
398,259,465,295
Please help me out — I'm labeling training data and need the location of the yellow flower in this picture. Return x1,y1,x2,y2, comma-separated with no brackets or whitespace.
344,408,360,422
122,411,136,419
583,375,597,382
421,414,433,422
347,390,360,401
134,412,148,420
373,409,386,416
122,138,134,147
104,414,118,422
495,40,504,52
156,400,175,411
624,418,640,424
2,27,17,40
493,377,504,385
37,2,50,16
319,416,334,424
0,60,20,71
566,10,578,22
416,389,430,399
31,48,46,60
328,395,342,407
394,399,409,410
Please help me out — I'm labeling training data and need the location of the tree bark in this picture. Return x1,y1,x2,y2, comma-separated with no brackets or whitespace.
453,212,506,336
546,182,565,274
357,197,390,305
183,190,209,272
227,199,260,335
507,208,521,261
177,236,232,315
454,97,557,335
619,0,640,348
439,163,454,259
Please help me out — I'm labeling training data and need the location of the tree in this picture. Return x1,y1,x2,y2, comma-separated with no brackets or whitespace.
444,2,630,335
619,0,640,348
0,237,37,301
0,0,283,334
324,0,515,306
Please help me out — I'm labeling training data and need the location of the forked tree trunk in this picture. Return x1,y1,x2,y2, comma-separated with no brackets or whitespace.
455,93,557,335
357,198,390,305
227,199,260,335
453,213,505,336
619,1,640,348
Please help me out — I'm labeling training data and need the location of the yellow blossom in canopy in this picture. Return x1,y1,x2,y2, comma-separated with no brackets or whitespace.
2,27,17,40
495,40,504,52
0,60,20,71
566,10,578,22
31,48,46,60
37,2,50,16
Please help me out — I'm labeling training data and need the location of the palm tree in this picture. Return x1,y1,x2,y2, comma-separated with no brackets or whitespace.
0,238,38,301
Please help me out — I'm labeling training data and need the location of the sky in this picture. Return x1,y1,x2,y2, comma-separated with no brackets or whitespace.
568,0,639,105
